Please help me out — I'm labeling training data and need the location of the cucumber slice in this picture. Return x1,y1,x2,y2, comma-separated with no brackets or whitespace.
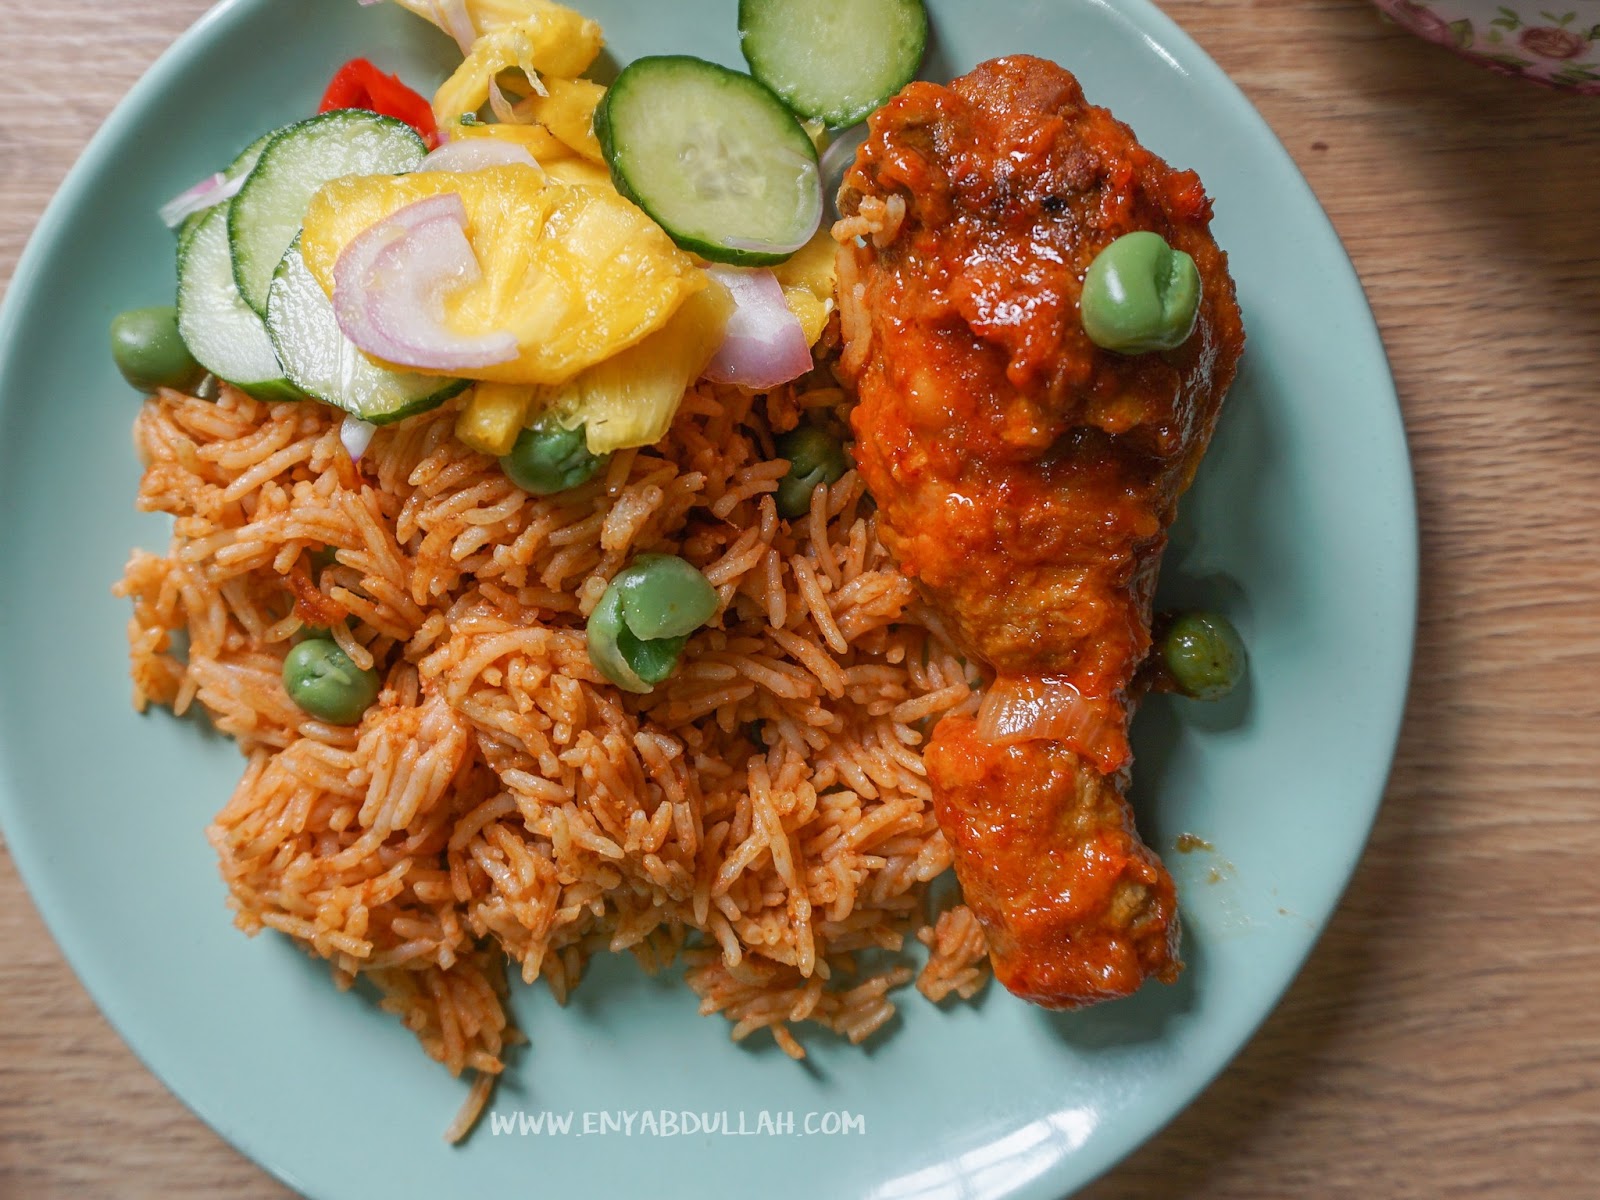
176,206,301,401
739,0,928,128
177,133,273,258
266,240,467,425
595,56,822,267
230,110,427,315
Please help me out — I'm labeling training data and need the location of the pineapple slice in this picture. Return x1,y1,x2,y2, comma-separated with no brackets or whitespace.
442,116,572,164
431,4,603,125
389,0,580,44
549,281,735,454
300,165,703,386
773,228,837,347
782,288,830,347
518,78,606,163
456,383,537,455
542,157,615,191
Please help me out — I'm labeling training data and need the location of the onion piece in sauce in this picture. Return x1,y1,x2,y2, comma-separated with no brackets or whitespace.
975,675,1130,773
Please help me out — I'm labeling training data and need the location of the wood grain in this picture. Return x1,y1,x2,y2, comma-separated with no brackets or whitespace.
2,1,1598,1196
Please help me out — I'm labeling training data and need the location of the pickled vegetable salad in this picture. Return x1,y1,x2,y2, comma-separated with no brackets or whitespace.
132,0,930,465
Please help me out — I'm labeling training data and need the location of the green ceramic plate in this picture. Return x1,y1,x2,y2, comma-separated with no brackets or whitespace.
0,1,1415,1197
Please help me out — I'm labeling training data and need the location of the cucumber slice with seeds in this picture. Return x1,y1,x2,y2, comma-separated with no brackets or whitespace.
176,206,301,401
266,240,467,425
229,110,427,315
595,56,822,267
739,0,928,128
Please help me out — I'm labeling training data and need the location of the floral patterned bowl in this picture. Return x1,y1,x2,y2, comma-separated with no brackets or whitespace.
1374,1,1600,91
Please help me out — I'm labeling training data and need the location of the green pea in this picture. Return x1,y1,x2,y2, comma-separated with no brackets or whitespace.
110,305,204,393
587,554,719,693
774,426,848,519
1080,232,1201,355
1162,611,1246,701
282,638,381,725
500,418,610,495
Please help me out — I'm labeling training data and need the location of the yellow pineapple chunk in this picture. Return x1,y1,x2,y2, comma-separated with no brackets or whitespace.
432,4,603,124
299,166,703,386
550,281,735,454
541,157,615,191
389,0,580,41
519,77,606,163
455,383,537,455
774,227,837,302
772,228,837,347
782,288,830,347
443,117,572,164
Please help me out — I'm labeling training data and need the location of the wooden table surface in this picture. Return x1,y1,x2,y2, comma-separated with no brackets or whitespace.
3,1,1598,1196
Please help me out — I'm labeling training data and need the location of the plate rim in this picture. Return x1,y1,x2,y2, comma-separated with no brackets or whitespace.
0,0,1418,1196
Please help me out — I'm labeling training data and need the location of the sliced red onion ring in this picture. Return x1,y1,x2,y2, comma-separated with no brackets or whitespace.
702,267,814,391
340,414,378,462
419,139,539,172
333,193,518,372
429,0,477,54
487,76,521,124
158,171,247,228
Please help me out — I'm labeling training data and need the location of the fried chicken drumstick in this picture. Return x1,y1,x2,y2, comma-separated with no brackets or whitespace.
836,56,1245,1008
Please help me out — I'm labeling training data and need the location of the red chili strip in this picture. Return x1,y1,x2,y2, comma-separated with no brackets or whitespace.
320,57,439,148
